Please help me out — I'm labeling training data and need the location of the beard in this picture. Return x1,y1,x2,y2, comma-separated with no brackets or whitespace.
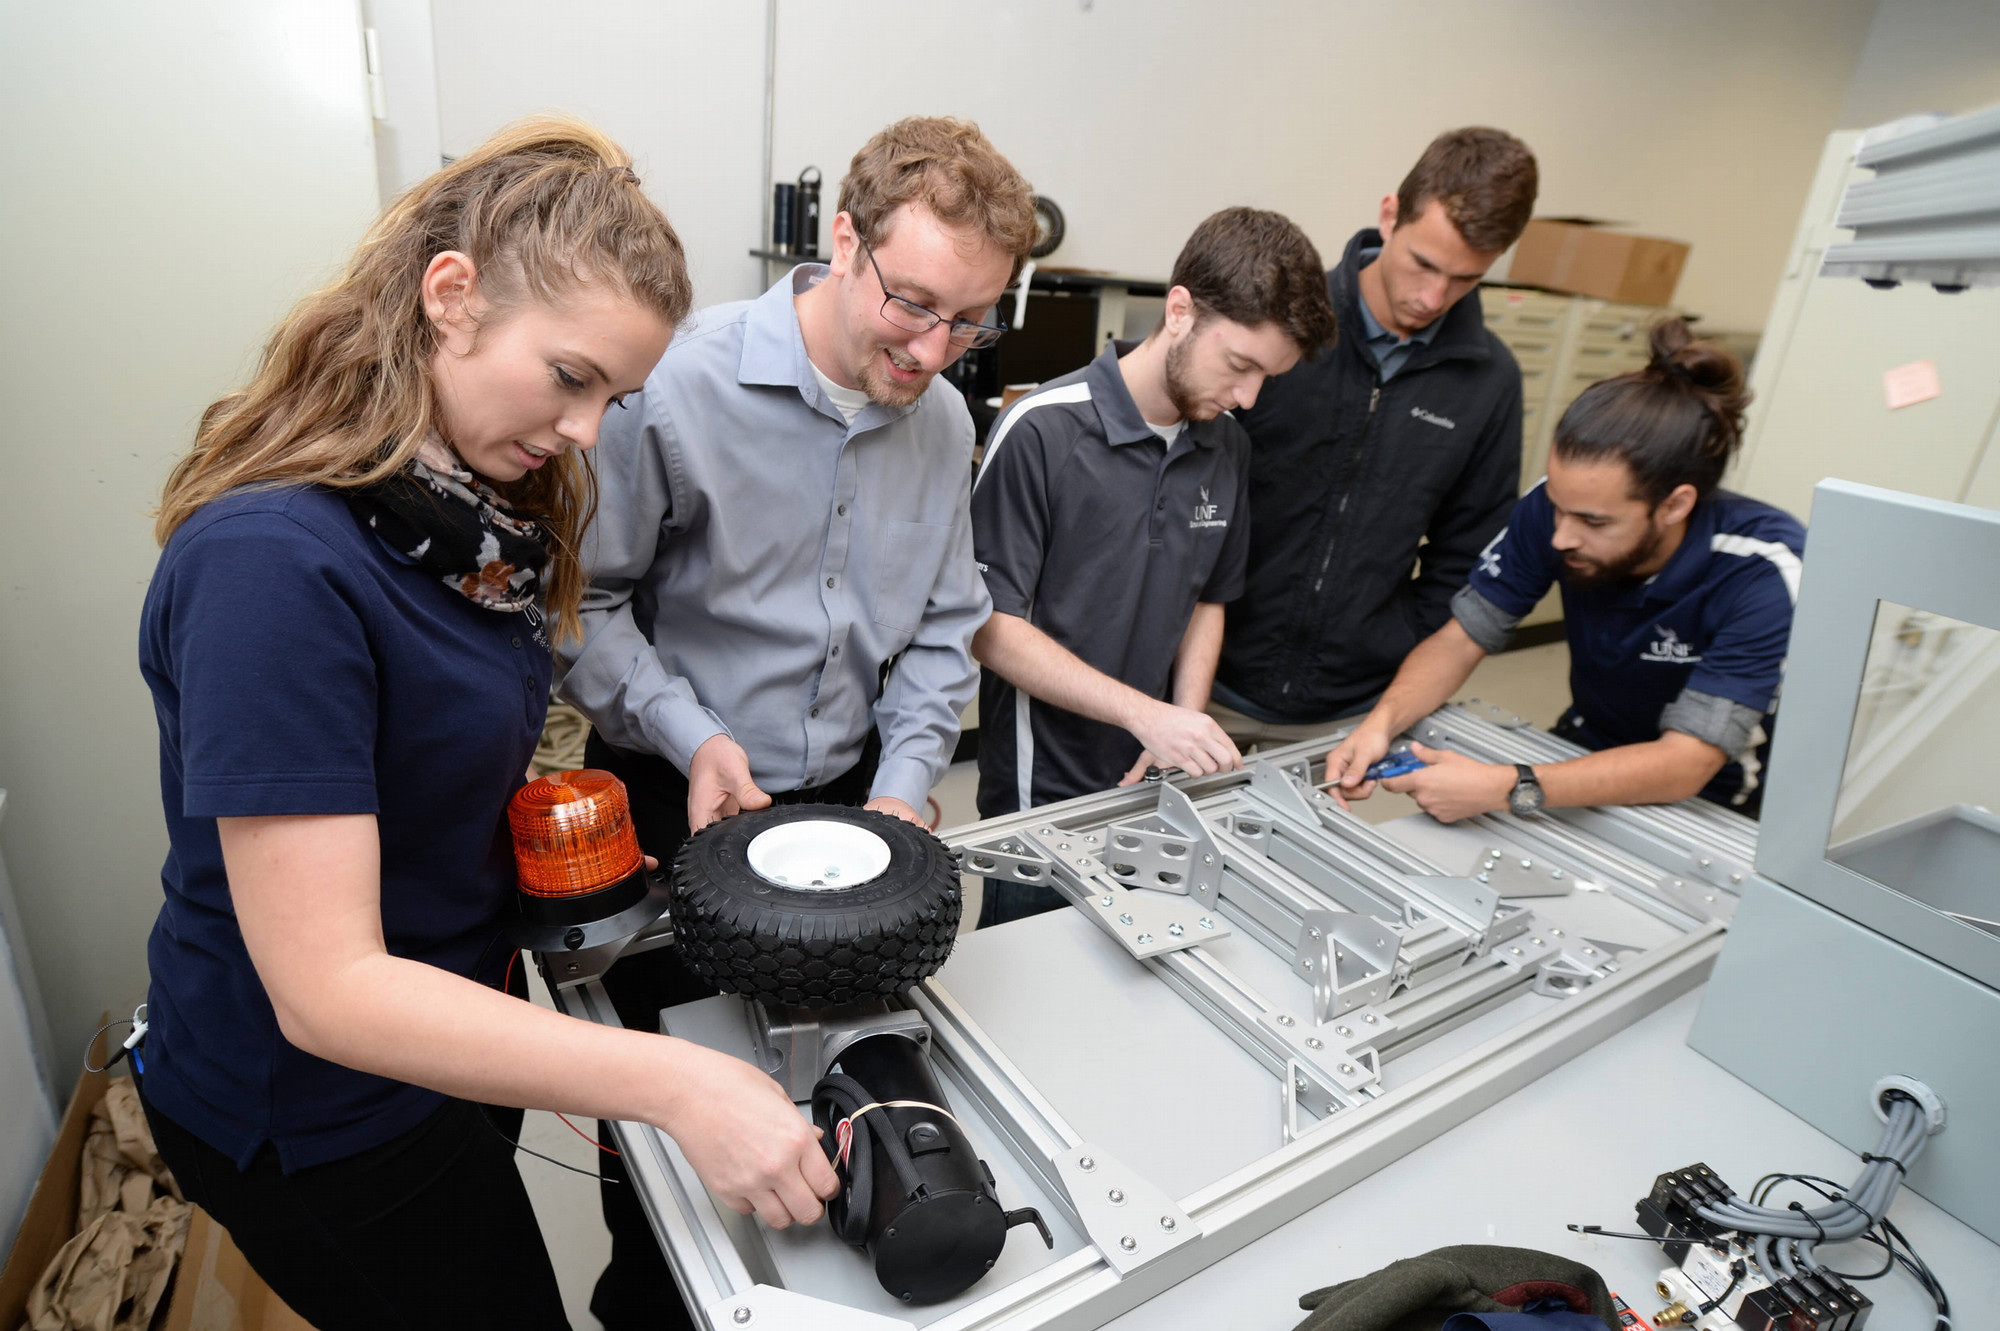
1163,334,1210,422
1560,521,1669,591
855,344,932,408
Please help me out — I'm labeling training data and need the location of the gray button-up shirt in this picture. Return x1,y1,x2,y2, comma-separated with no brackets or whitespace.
557,266,992,811
1355,248,1443,382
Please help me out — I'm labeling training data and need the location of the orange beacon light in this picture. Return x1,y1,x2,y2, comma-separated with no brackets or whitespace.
507,769,671,987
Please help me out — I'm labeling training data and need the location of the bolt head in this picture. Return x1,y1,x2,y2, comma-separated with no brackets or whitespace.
1198,916,1215,929
1159,1215,1177,1231
1058,842,1070,851
1136,933,1153,945
1551,868,1565,880
1307,927,1321,939
1168,922,1184,937
1334,1025,1351,1036
732,1308,753,1325
1699,857,1712,868
1302,959,1314,971
1202,853,1214,864
1108,1189,1125,1204
1306,1037,1324,1049
1339,1063,1355,1074
1120,1235,1138,1251
1100,894,1114,907
1079,1156,1096,1171
1477,872,1491,883
1583,946,1597,956
1119,913,1134,925
1509,946,1523,955
1730,872,1744,884
1550,927,1564,937
1364,1013,1378,1024
1276,1014,1295,1026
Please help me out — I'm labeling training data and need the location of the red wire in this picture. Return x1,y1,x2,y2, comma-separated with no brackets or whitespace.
498,947,621,1159
925,796,943,830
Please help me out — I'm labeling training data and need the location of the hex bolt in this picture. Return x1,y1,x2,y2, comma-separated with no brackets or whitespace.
1202,853,1214,865
1302,958,1314,971
1041,827,1054,835
1307,927,1322,940
1119,913,1134,925
1058,842,1070,851
1108,1189,1126,1205
1334,1025,1351,1036
1276,1014,1295,1026
1100,894,1114,907
1198,916,1216,929
1136,933,1153,945
1364,1013,1378,1024
1159,1216,1177,1232
1305,1037,1324,1050
1120,1236,1138,1252
1293,1075,1307,1091
1168,922,1184,937
1339,1063,1355,1075
1078,1156,1096,1171
732,1308,753,1326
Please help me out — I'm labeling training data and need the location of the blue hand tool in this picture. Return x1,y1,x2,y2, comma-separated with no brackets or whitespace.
1363,752,1428,781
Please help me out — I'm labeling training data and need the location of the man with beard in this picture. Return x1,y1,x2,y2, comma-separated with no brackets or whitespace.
968,208,1337,923
1323,319,1803,823
557,117,1036,1328
1211,128,1538,749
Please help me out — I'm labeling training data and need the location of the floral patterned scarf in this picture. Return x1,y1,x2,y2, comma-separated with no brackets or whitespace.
344,435,549,613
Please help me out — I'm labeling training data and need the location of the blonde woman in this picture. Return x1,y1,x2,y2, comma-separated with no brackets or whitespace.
138,119,837,1329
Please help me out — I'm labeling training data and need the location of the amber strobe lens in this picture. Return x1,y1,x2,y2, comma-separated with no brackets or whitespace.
508,769,644,899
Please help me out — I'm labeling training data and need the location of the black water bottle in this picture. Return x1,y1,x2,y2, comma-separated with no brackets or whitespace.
794,166,822,257
771,181,797,256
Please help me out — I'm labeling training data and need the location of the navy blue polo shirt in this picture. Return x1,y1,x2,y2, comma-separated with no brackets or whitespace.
138,485,551,1171
1455,483,1804,804
971,341,1251,815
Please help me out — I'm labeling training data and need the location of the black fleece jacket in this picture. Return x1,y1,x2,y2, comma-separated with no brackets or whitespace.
1217,228,1522,722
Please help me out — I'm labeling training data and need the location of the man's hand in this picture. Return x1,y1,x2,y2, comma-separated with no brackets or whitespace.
1322,725,1394,808
1128,700,1242,778
864,795,927,826
1117,750,1162,786
656,1040,840,1229
687,734,771,831
1380,742,1515,824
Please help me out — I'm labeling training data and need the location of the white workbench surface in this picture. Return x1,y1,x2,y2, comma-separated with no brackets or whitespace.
1103,989,1998,1329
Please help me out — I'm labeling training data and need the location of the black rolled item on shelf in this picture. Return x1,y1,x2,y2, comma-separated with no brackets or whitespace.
794,166,822,257
668,804,961,1007
771,181,797,256
814,1032,1051,1303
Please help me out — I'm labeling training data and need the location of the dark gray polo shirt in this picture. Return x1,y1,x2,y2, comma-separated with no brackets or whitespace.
970,341,1252,815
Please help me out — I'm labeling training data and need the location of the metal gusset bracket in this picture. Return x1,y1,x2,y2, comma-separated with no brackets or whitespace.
1102,782,1222,899
1051,1144,1198,1277
1249,758,1325,824
1263,1006,1387,1142
1533,950,1615,998
1468,842,1576,898
960,833,1062,889
704,1284,915,1330
747,1000,931,1103
1295,909,1400,1024
1019,827,1232,960
1653,871,1742,922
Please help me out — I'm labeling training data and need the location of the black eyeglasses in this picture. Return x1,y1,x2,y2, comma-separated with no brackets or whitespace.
858,239,1007,349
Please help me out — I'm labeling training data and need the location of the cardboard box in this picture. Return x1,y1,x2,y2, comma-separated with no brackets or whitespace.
1508,218,1689,306
0,1029,307,1331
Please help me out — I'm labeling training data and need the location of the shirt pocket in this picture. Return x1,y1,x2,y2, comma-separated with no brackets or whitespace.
873,520,952,635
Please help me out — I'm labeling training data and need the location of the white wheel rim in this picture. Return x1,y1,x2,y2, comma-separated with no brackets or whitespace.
746,819,892,890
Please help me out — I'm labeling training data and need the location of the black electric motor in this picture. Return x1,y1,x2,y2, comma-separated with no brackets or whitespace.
813,1032,1050,1303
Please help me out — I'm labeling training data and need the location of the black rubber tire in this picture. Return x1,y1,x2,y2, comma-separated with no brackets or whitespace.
1029,195,1065,259
669,805,961,1008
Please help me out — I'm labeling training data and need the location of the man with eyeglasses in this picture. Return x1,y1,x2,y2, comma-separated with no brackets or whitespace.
556,117,1036,1329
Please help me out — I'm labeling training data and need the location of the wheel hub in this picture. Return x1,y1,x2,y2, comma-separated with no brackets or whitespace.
746,818,892,889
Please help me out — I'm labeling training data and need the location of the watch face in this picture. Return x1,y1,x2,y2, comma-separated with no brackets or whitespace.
1510,778,1545,816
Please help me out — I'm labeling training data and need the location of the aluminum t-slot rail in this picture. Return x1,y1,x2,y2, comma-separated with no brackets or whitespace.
1402,703,1758,922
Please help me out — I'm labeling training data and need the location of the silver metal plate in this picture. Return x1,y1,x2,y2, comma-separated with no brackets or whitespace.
1051,1144,1199,1277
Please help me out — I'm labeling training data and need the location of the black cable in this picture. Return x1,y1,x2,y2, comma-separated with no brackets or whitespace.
1699,1261,1745,1315
477,1102,621,1184
1566,1223,1723,1250
1878,1217,1949,1329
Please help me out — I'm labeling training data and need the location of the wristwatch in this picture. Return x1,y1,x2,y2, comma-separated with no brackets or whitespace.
1507,763,1545,817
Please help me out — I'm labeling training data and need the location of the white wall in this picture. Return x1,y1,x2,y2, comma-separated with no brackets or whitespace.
1839,0,2000,126
428,0,1880,331
0,2,381,1087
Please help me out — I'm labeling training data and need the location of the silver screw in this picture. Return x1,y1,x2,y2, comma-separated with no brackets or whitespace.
1552,868,1565,880
1307,926,1321,939
1339,1063,1355,1074
1120,1236,1137,1252
1477,872,1491,884
1550,928,1564,937
1198,916,1215,929
1730,872,1744,885
1335,1025,1351,1036
732,1310,752,1326
1531,937,1544,946
1159,1216,1177,1231
1306,1037,1324,1049
1583,946,1597,956
1100,894,1114,907
1293,1075,1307,1091
1058,842,1070,851
1521,859,1533,869
1079,1156,1096,1171
1509,946,1523,956
1136,933,1153,945
1119,913,1134,925
1364,1013,1378,1025
1303,958,1314,971
1276,1014,1295,1026
1704,894,1715,904
1108,1189,1125,1205
1698,857,1712,869
1168,922,1184,937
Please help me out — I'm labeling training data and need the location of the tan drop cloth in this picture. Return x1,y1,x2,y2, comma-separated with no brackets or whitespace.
24,1080,192,1331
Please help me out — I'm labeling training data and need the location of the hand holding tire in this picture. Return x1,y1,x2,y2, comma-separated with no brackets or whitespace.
658,1038,839,1228
687,734,772,831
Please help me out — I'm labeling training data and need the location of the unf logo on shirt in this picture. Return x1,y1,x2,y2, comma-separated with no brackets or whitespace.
523,603,551,651
1640,626,1701,664
1189,485,1228,530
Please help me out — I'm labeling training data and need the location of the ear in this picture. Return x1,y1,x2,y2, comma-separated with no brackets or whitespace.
420,251,482,330
1657,482,1700,527
1377,194,1400,239
827,210,861,280
1162,284,1198,337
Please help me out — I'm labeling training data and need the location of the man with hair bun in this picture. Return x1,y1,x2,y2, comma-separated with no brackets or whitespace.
1324,319,1805,822
1213,127,1540,747
968,207,1336,924
560,116,1036,1327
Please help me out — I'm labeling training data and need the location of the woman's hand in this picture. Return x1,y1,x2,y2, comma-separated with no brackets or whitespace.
656,1041,841,1228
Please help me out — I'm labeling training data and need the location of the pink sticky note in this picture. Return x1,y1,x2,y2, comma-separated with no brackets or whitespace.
1883,360,1941,410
